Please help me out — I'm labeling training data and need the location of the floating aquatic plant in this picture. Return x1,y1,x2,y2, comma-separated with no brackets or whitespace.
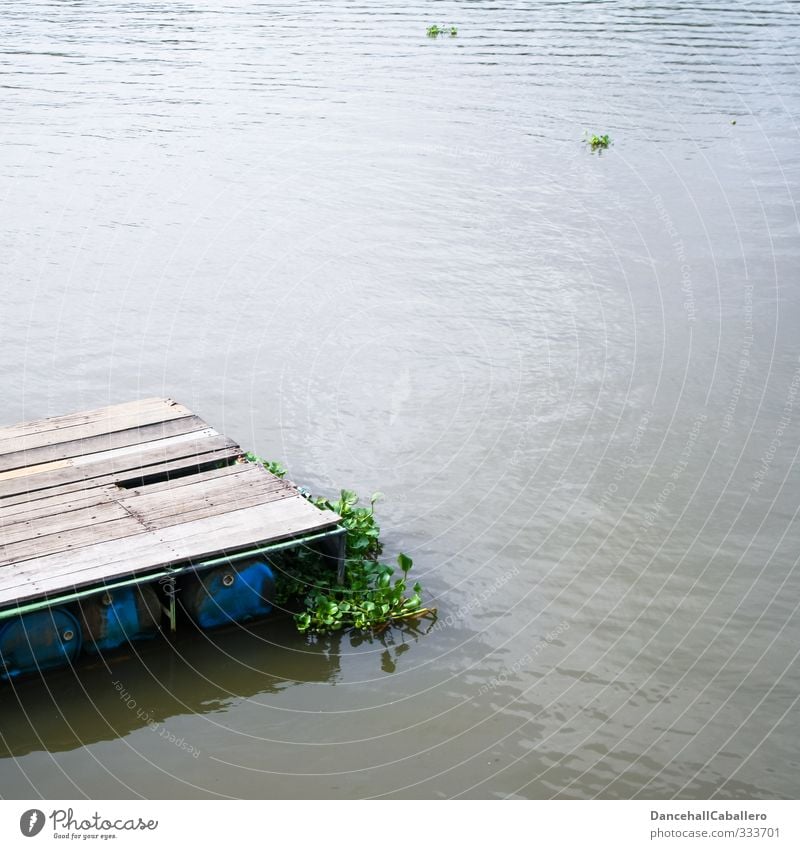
427,24,458,37
242,451,287,478
250,458,434,635
585,132,611,150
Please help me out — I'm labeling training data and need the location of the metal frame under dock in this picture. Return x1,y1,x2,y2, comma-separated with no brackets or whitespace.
0,398,344,643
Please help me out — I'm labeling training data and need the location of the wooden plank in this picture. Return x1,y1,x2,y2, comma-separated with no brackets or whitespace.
134,487,294,530
1,497,336,587
0,415,209,473
0,484,118,521
0,448,240,508
0,397,171,441
0,428,220,482
157,495,338,553
108,447,242,488
0,460,263,514
120,461,253,497
0,515,146,567
0,429,220,485
0,467,295,568
0,398,186,447
0,434,238,500
0,403,195,459
121,482,292,525
0,399,343,611
0,459,72,480
0,497,340,606
0,501,132,547
0,532,186,606
120,463,286,508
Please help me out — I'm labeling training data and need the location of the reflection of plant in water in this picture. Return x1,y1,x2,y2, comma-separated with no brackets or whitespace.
351,607,432,673
249,456,435,635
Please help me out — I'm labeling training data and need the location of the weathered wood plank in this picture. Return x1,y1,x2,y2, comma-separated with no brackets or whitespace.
0,433,238,499
0,405,195,459
0,532,185,605
0,399,343,611
0,497,340,606
0,459,265,515
107,448,242,488
0,398,186,447
132,487,295,530
0,515,146,565
0,429,221,485
0,415,209,473
0,501,132,547
0,466,297,568
0,485,118,521
0,447,240,508
121,481,292,525
157,495,338,553
0,429,220,482
0,479,295,567
120,462,251,497
120,463,286,508
0,459,72,481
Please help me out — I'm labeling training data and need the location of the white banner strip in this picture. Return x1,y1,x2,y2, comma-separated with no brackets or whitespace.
1,799,798,848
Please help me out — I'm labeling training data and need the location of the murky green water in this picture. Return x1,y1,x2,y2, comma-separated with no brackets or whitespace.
1,0,799,799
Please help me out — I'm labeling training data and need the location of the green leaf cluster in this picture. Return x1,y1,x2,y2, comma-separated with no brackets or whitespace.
293,552,425,635
311,489,384,560
256,475,432,635
585,132,611,150
244,451,288,479
427,24,458,37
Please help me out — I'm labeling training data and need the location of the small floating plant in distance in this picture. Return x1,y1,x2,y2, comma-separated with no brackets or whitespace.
585,131,612,151
427,24,458,37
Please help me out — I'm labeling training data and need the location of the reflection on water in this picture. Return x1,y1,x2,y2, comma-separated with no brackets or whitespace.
0,615,434,767
1,0,799,798
0,618,341,758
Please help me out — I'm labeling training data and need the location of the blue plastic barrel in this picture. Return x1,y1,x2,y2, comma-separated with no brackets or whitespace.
79,584,162,653
183,560,276,629
0,608,82,679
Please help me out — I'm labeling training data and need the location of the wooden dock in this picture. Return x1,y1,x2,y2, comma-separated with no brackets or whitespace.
0,398,343,616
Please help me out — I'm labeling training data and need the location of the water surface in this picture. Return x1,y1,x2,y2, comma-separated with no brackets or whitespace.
1,0,799,799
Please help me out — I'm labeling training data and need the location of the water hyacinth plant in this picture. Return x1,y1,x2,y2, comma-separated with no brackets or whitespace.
427,24,458,37
250,458,434,635
242,451,287,478
585,132,611,150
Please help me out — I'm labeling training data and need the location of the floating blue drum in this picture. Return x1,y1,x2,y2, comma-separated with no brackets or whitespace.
183,560,276,629
79,584,162,653
0,608,82,679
